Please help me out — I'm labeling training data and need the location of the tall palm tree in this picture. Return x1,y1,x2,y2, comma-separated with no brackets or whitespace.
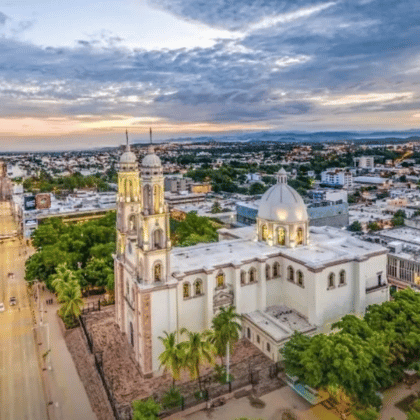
211,306,242,382
58,281,84,320
51,263,77,299
158,331,185,386
180,328,214,390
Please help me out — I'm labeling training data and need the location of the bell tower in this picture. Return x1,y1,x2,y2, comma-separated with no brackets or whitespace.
138,129,171,285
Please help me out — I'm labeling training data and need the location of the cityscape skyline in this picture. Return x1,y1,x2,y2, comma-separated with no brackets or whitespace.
0,0,420,150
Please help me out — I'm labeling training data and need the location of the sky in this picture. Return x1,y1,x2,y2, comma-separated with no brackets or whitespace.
1,0,420,150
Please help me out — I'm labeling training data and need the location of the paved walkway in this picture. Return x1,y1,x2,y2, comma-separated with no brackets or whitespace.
183,386,341,420
380,380,420,420
35,288,97,420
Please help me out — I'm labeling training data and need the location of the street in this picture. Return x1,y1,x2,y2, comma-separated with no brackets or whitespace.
0,201,48,420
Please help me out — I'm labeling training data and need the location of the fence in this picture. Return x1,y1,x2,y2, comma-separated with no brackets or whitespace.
79,313,283,420
79,314,128,420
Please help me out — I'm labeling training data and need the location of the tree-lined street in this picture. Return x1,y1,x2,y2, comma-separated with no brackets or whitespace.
0,201,48,420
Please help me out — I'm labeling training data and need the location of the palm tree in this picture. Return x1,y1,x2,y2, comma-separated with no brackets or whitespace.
180,328,214,390
211,306,242,382
158,331,185,386
51,263,77,300
58,281,84,320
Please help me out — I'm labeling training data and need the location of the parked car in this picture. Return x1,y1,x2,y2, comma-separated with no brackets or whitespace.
9,297,17,306
0,303,4,312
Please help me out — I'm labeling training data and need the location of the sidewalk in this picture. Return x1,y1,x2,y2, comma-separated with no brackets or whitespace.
34,289,97,420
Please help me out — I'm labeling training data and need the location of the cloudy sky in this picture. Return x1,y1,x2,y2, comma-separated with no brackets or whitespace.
1,0,420,150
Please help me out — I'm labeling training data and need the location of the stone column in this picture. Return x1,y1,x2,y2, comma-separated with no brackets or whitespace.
204,269,215,329
257,258,267,310
232,264,242,312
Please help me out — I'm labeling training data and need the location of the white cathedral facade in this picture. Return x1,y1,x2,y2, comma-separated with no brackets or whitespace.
114,144,389,377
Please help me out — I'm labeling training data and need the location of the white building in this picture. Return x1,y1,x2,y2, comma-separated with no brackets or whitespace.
321,169,353,188
354,156,375,169
115,149,389,377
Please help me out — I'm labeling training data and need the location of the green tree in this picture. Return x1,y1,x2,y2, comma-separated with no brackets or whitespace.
353,407,380,420
180,329,214,390
209,306,242,382
132,398,161,420
158,331,185,386
171,213,218,247
83,258,113,290
348,221,362,232
249,182,266,195
57,278,84,320
211,201,222,214
368,221,381,232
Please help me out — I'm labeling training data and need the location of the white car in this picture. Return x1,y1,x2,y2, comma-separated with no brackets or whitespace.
0,303,4,312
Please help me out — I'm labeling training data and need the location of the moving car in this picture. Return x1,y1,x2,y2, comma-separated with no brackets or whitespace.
0,303,4,312
9,297,17,306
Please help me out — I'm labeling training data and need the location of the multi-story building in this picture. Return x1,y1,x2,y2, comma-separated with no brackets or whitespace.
354,156,375,169
321,169,353,188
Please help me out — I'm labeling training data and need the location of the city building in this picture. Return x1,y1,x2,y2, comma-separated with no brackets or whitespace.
236,190,349,228
115,150,389,377
164,191,206,208
354,156,375,169
321,169,353,188
0,161,13,201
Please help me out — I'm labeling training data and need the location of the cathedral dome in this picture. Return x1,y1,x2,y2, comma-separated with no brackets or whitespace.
120,149,137,164
141,146,161,167
257,169,308,224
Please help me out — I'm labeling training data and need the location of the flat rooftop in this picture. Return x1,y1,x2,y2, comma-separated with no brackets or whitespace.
170,225,387,275
243,305,316,343
379,227,420,246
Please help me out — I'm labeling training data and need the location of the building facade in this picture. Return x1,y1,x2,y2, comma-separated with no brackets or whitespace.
321,169,353,188
115,151,389,376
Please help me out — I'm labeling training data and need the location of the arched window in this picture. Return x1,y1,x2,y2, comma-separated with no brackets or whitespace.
240,270,246,285
273,262,280,278
339,270,346,285
130,322,134,346
277,227,286,246
261,224,268,241
183,283,191,299
138,228,143,247
287,266,294,282
128,214,136,232
154,263,163,282
265,264,271,280
328,273,335,289
194,279,203,296
296,227,304,245
126,280,130,298
216,272,225,289
153,185,160,213
153,228,163,249
249,267,257,283
297,270,304,287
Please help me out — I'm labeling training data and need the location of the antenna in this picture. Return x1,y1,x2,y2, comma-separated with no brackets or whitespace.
149,127,152,144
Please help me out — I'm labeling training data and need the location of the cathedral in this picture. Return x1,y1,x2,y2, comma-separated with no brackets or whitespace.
114,144,389,377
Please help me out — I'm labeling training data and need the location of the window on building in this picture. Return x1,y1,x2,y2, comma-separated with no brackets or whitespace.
339,270,346,285
377,273,382,286
194,280,203,296
287,266,294,282
265,264,271,280
247,328,251,339
328,273,335,289
267,343,271,352
273,262,280,278
183,283,191,299
216,272,225,288
154,263,163,282
277,227,286,245
257,335,260,344
126,280,129,298
262,224,268,241
249,267,257,283
297,270,304,287
296,227,304,245
240,270,246,285
153,229,163,249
